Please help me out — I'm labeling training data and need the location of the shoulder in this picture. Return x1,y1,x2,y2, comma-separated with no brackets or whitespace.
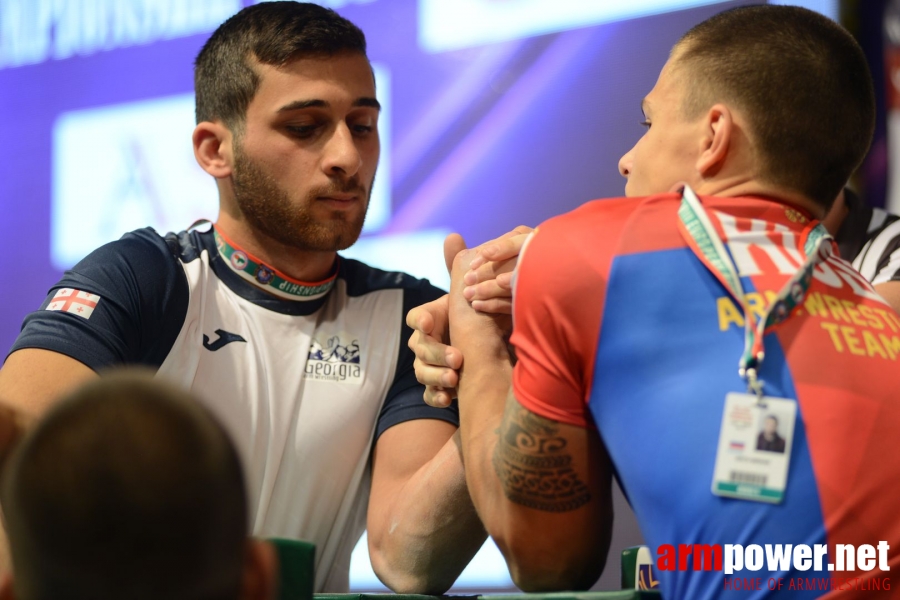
532,194,679,260
74,227,201,278
337,258,445,306
83,226,172,262
8,227,197,369
68,227,204,307
519,195,663,290
538,196,649,235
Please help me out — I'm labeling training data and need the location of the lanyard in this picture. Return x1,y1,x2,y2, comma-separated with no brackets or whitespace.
676,186,833,397
213,227,338,300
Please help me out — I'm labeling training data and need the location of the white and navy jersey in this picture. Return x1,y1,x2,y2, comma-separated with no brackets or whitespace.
837,189,900,285
9,226,457,592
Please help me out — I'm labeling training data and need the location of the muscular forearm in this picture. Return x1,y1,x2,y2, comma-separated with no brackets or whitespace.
452,317,610,591
447,252,519,546
452,328,523,562
368,429,487,594
447,248,610,590
455,331,512,503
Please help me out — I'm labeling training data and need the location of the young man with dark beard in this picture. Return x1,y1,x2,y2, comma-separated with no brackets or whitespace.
0,2,490,593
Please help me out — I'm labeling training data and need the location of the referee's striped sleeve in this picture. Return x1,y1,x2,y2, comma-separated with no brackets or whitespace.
855,214,900,285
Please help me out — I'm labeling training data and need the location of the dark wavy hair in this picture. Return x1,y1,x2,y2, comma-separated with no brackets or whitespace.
194,1,367,130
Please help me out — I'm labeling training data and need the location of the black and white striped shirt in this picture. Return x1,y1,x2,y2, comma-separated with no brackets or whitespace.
836,189,900,285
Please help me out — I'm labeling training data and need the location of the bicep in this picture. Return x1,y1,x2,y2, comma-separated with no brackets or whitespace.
0,349,97,418
510,225,602,428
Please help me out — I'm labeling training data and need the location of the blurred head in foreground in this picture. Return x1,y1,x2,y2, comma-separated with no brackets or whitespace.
0,371,275,600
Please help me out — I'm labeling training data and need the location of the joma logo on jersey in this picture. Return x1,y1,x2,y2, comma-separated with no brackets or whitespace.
304,335,362,382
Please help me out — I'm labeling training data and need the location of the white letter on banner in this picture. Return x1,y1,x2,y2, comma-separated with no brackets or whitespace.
878,541,891,571
814,544,828,571
112,0,141,46
793,545,812,571
80,0,110,56
724,544,743,575
858,545,876,571
745,545,764,571
836,544,855,571
765,544,792,572
1,0,52,67
53,0,80,60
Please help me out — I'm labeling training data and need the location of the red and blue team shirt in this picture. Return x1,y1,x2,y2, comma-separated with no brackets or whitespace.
511,193,900,599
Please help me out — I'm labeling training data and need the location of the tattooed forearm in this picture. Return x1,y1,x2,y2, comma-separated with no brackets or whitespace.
492,396,591,512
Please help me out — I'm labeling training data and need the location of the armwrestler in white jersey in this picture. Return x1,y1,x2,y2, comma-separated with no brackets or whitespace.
0,2,522,593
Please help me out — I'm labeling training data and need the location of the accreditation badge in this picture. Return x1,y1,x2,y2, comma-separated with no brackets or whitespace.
711,393,797,504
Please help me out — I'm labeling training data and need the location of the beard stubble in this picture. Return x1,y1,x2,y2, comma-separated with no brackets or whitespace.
231,143,372,252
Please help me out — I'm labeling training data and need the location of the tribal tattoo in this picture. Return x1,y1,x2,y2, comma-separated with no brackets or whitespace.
492,395,591,512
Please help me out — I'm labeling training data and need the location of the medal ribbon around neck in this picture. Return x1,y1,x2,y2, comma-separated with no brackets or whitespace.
213,227,337,301
676,185,833,397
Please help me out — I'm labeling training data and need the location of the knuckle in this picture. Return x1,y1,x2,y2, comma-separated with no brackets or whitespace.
421,342,441,365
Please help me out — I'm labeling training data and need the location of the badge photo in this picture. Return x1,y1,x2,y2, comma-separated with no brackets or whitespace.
711,392,797,504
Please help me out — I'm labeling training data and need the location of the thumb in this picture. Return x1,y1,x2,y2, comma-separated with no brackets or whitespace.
443,233,467,274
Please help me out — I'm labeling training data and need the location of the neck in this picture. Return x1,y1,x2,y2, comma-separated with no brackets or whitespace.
820,189,848,235
214,213,337,283
692,176,826,220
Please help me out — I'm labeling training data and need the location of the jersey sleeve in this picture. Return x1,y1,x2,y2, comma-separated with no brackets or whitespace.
375,278,459,439
510,216,608,429
7,228,190,371
867,220,900,285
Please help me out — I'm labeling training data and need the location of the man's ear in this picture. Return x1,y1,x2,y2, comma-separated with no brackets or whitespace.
239,539,278,600
695,104,733,177
0,570,16,600
193,121,234,179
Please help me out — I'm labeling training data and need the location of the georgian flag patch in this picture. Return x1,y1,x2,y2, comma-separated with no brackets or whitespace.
46,288,100,319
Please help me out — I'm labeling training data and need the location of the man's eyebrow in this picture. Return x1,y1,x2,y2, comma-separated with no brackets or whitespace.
641,98,649,116
276,97,381,112
278,99,327,112
354,97,381,110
